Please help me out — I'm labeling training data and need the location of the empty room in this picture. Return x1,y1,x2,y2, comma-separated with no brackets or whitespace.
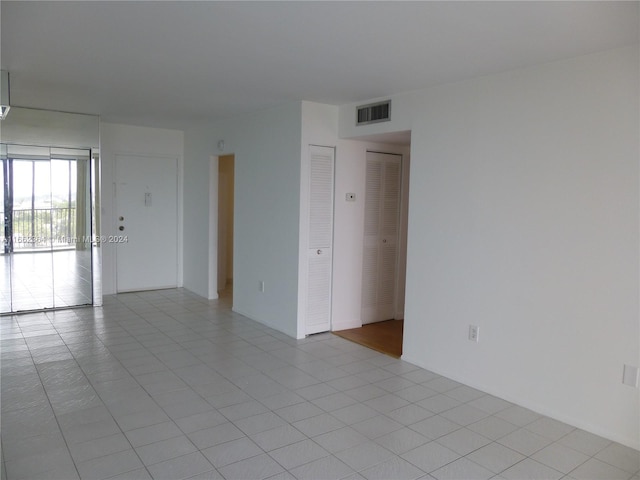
1,2,638,480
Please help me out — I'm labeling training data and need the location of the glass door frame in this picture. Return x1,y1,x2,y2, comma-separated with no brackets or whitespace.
2,153,13,255
0,143,97,314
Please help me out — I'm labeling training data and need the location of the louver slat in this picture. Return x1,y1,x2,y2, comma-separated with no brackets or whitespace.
356,100,391,125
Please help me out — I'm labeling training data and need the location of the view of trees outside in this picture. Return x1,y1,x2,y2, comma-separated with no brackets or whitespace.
10,159,77,250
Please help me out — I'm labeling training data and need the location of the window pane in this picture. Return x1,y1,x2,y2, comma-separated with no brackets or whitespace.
51,159,72,247
32,161,52,247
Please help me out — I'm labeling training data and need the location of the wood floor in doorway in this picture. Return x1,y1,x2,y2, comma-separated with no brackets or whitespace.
333,319,403,358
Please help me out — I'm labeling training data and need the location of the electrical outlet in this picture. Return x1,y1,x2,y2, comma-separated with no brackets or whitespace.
259,281,265,293
468,325,479,342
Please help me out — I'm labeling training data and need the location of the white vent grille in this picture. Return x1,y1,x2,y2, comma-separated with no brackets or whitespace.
356,100,391,125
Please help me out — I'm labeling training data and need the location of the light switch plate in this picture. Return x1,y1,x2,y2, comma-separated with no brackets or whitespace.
468,325,479,342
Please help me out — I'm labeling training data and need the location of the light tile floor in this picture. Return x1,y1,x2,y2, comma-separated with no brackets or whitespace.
1,250,93,313
1,288,638,480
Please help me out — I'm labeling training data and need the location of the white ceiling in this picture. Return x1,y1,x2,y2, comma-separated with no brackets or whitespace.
1,1,638,131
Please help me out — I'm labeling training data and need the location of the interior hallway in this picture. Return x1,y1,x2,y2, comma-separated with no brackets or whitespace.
1,289,638,480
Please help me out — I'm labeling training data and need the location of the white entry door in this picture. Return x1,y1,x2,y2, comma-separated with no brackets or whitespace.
115,154,178,292
305,145,335,335
362,151,402,324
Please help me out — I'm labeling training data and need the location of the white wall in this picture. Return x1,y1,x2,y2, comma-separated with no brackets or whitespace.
330,142,362,332
100,123,184,295
183,129,214,298
184,102,303,337
187,101,410,338
339,46,640,449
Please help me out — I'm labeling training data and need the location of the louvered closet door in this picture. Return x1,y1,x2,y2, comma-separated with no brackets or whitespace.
306,146,335,335
362,152,401,324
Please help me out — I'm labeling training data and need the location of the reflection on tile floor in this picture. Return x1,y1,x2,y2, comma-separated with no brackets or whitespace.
1,288,638,480
0,250,92,313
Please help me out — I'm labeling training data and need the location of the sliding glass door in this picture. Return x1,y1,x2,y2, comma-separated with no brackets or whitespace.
0,144,94,313
1,144,10,312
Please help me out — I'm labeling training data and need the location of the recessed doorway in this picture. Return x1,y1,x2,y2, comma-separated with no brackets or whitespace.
218,154,234,297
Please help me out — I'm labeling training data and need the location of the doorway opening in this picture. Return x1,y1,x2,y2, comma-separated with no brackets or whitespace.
361,151,408,325
332,133,411,357
217,154,234,301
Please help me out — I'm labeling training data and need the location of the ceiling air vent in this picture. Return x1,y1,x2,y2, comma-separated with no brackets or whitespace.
356,100,391,125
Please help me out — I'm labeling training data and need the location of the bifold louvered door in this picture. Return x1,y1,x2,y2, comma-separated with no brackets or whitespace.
362,152,402,324
306,146,335,335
